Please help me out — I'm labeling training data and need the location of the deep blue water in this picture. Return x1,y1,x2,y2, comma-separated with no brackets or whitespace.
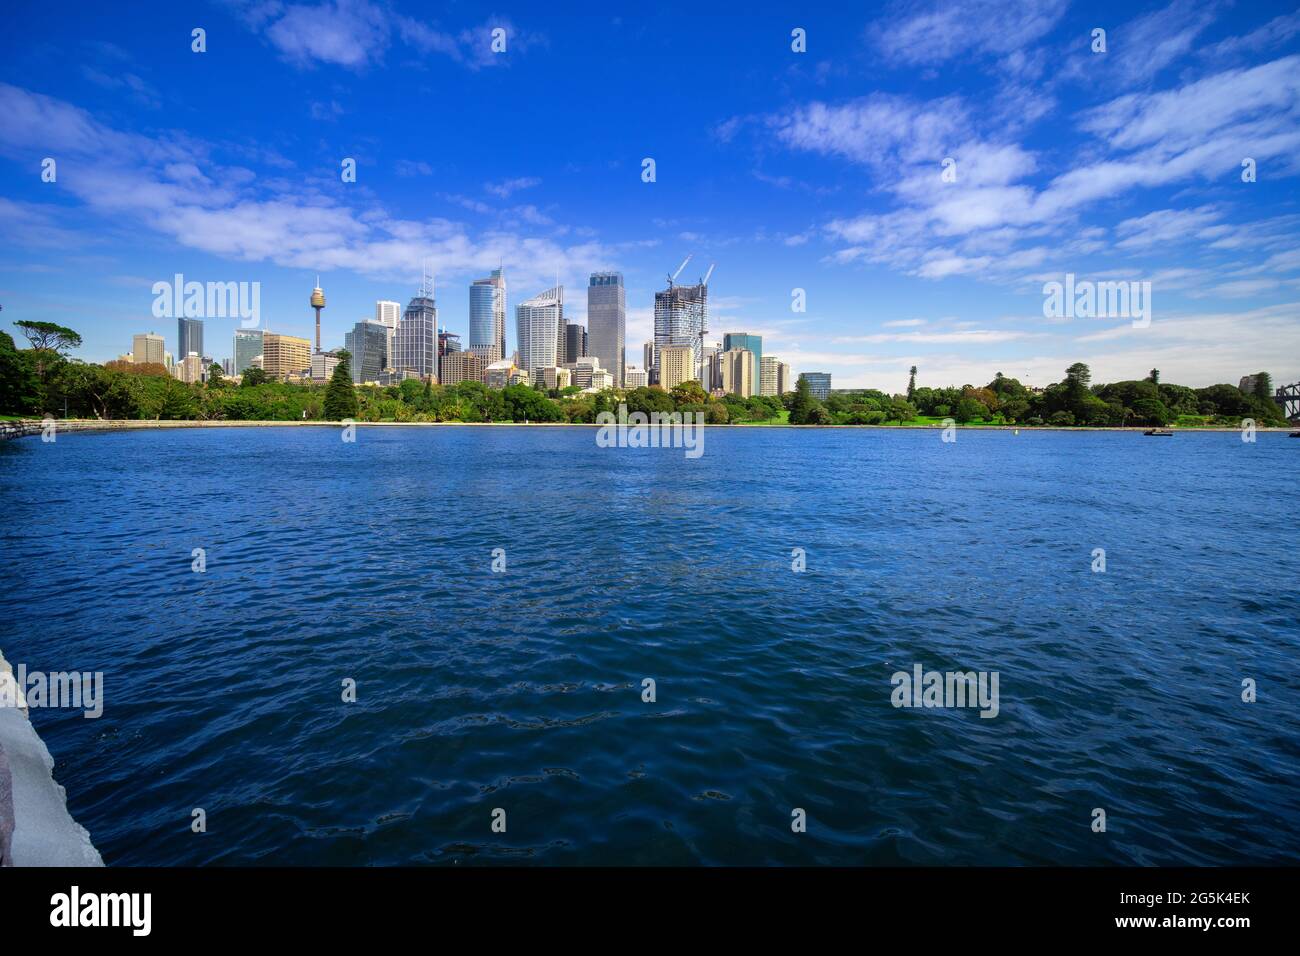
1,425,1297,865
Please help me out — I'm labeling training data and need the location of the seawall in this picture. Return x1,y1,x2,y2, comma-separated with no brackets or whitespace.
0,650,103,866
1,418,1293,439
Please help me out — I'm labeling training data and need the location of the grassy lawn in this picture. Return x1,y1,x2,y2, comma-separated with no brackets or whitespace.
733,409,790,424
897,415,1002,426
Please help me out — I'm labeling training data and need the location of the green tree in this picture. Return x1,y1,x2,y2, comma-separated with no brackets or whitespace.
1130,397,1171,426
0,330,39,414
789,375,819,424
240,366,269,387
14,320,82,409
1065,362,1091,392
156,378,199,419
670,380,708,407
1251,372,1273,401
207,363,225,387
323,350,359,420
14,320,82,356
907,365,917,402
953,397,986,423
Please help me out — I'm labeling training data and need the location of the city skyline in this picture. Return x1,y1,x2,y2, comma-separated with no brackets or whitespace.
2,1,1299,393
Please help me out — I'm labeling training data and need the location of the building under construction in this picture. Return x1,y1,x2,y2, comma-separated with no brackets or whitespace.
652,255,713,384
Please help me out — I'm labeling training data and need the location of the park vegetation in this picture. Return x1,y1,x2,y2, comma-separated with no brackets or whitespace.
0,321,1288,428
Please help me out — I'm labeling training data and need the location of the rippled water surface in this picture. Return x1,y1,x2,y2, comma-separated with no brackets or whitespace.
1,426,1297,865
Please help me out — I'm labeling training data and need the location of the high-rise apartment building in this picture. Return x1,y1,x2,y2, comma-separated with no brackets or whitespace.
588,272,625,388
394,276,438,380
344,320,388,384
469,269,507,363
174,353,205,384
440,350,486,387
178,317,203,364
262,332,312,380
515,286,563,375
699,343,720,392
132,332,165,366
760,355,780,396
719,348,756,397
659,344,697,389
438,329,462,383
778,361,793,396
722,333,762,383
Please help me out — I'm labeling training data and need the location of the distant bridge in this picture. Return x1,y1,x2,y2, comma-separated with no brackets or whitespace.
1277,383,1300,422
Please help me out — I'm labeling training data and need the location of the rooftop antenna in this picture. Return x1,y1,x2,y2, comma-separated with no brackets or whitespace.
669,253,692,289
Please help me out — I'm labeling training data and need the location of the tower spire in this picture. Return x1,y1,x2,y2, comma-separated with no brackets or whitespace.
310,275,326,353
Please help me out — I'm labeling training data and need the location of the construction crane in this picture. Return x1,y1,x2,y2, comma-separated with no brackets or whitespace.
700,263,715,286
668,253,692,288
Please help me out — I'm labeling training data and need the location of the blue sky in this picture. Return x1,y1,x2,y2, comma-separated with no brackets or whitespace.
1,0,1298,390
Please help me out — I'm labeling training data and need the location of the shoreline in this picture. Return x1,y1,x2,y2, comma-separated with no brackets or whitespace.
2,418,1295,437
0,649,103,867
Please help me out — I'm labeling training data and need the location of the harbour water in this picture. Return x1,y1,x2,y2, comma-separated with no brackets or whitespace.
1,426,1296,865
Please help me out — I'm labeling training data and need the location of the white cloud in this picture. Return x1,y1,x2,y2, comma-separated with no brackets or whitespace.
0,83,615,298
262,0,390,69
872,0,1069,67
485,177,541,199
225,1,544,72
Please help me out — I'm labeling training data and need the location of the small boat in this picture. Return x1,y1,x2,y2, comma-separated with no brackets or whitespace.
1143,428,1173,436
1290,431,1300,438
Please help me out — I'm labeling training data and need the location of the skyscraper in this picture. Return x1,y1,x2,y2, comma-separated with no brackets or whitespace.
375,300,401,327
344,321,388,383
132,332,165,366
588,272,625,389
515,286,563,375
440,350,486,387
699,342,720,392
375,300,401,370
178,317,203,361
394,273,438,379
654,267,710,383
564,323,588,365
262,332,312,380
659,345,696,389
760,355,780,396
438,329,462,383
469,269,507,363
723,333,761,383
233,328,263,375
720,348,756,397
